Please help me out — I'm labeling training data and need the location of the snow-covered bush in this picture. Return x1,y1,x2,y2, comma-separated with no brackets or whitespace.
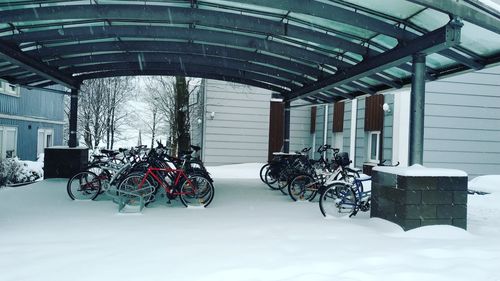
0,157,44,187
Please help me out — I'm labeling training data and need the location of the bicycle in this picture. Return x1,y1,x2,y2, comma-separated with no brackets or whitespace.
318,160,399,217
67,158,137,200
288,150,359,202
120,166,215,208
318,176,371,218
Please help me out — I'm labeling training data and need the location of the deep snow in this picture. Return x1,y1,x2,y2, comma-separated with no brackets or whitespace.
1,163,500,281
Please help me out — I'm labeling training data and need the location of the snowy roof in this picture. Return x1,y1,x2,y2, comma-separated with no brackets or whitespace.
0,0,499,103
373,164,468,177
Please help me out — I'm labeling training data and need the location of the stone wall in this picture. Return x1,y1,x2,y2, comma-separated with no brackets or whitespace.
371,170,467,230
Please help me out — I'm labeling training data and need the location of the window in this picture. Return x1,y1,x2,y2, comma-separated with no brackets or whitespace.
0,126,18,159
368,131,380,163
0,80,20,97
37,129,54,156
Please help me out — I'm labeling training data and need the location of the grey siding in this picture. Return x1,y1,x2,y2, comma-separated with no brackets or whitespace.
203,80,271,165
355,98,366,167
314,105,326,153
343,100,352,156
289,103,311,154
383,94,394,161
423,66,500,178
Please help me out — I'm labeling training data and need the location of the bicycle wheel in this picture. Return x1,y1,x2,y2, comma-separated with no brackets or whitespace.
288,174,318,202
67,171,101,200
277,171,290,195
86,165,112,188
264,168,279,190
259,163,269,184
117,172,156,205
319,182,356,217
179,174,215,207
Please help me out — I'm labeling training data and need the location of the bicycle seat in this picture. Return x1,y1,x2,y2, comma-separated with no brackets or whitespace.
92,155,106,159
181,154,192,160
119,148,128,153
100,149,119,157
190,145,201,152
180,150,193,156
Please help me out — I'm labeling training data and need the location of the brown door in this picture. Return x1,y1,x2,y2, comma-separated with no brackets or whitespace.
268,101,284,161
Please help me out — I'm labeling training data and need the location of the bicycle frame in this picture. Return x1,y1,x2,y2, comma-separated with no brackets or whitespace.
139,167,194,196
328,178,371,217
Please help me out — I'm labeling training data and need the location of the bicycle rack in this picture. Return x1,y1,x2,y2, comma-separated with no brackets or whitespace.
106,186,155,213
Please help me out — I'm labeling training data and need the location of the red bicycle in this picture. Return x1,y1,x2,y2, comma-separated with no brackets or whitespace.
117,166,215,208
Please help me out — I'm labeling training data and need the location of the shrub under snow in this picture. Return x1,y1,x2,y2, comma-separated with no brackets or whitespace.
0,157,44,187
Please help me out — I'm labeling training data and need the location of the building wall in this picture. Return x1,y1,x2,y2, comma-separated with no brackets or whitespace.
382,94,394,162
421,66,500,178
0,86,65,160
354,98,366,167
202,80,271,165
343,100,353,158
289,102,311,154
344,68,500,177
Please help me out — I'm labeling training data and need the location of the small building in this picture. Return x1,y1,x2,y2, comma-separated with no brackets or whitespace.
0,80,65,160
194,65,500,178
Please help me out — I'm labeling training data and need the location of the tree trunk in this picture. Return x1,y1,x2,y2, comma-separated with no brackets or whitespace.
84,119,92,149
110,105,116,149
175,76,191,156
151,109,157,149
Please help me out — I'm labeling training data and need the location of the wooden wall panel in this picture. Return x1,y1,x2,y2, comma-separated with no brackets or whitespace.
332,102,344,132
310,106,317,134
268,101,284,161
364,95,384,131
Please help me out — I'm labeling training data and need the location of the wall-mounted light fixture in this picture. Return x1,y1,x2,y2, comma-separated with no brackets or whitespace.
209,111,215,120
382,103,391,113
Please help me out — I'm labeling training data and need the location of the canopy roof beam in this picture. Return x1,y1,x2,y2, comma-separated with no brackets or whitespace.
0,41,79,89
285,22,462,101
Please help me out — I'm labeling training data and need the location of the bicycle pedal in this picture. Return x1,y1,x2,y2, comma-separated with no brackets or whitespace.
166,200,172,204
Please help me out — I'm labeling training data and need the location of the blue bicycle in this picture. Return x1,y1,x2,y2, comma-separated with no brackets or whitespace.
318,176,371,218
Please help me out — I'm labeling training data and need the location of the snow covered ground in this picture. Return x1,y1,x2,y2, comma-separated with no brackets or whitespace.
1,163,500,281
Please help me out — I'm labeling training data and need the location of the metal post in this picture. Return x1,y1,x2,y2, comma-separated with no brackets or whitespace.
68,88,78,147
323,104,329,158
409,53,426,165
283,101,291,153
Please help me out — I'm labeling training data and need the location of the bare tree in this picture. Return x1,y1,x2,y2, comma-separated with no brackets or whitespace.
144,76,199,156
131,82,166,149
103,77,136,149
76,77,135,149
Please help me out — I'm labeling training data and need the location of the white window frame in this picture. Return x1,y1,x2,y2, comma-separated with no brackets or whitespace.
0,80,20,97
367,131,381,163
37,128,54,156
0,126,18,159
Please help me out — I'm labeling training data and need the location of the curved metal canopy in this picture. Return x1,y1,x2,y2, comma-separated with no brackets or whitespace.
0,0,499,103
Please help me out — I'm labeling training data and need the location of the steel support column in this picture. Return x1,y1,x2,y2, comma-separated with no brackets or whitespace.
323,104,329,158
68,88,78,147
409,53,426,165
283,101,291,153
